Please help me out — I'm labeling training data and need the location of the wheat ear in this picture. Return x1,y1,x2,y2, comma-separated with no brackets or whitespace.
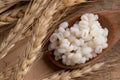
0,0,50,60
0,66,16,80
0,5,27,27
0,0,29,8
16,0,88,80
0,0,25,14
16,0,58,80
42,63,104,80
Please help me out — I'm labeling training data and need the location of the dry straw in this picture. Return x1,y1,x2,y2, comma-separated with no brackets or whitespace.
0,0,50,60
42,63,104,80
16,0,87,80
0,5,27,27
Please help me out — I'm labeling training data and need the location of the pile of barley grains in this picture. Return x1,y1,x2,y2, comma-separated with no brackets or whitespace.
49,13,108,66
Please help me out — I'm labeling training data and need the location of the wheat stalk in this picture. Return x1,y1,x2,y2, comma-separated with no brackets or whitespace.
16,0,88,80
0,0,50,60
42,63,104,80
0,5,27,27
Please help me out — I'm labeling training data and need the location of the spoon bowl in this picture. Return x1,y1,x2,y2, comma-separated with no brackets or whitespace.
46,10,120,69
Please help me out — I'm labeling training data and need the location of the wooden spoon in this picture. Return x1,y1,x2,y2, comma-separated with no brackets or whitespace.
46,10,120,69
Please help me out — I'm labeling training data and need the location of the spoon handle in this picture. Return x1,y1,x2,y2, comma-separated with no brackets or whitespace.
100,10,120,45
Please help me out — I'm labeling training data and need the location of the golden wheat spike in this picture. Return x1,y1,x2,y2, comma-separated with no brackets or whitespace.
42,63,104,80
0,5,27,27
0,0,48,60
0,0,29,14
0,66,16,80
